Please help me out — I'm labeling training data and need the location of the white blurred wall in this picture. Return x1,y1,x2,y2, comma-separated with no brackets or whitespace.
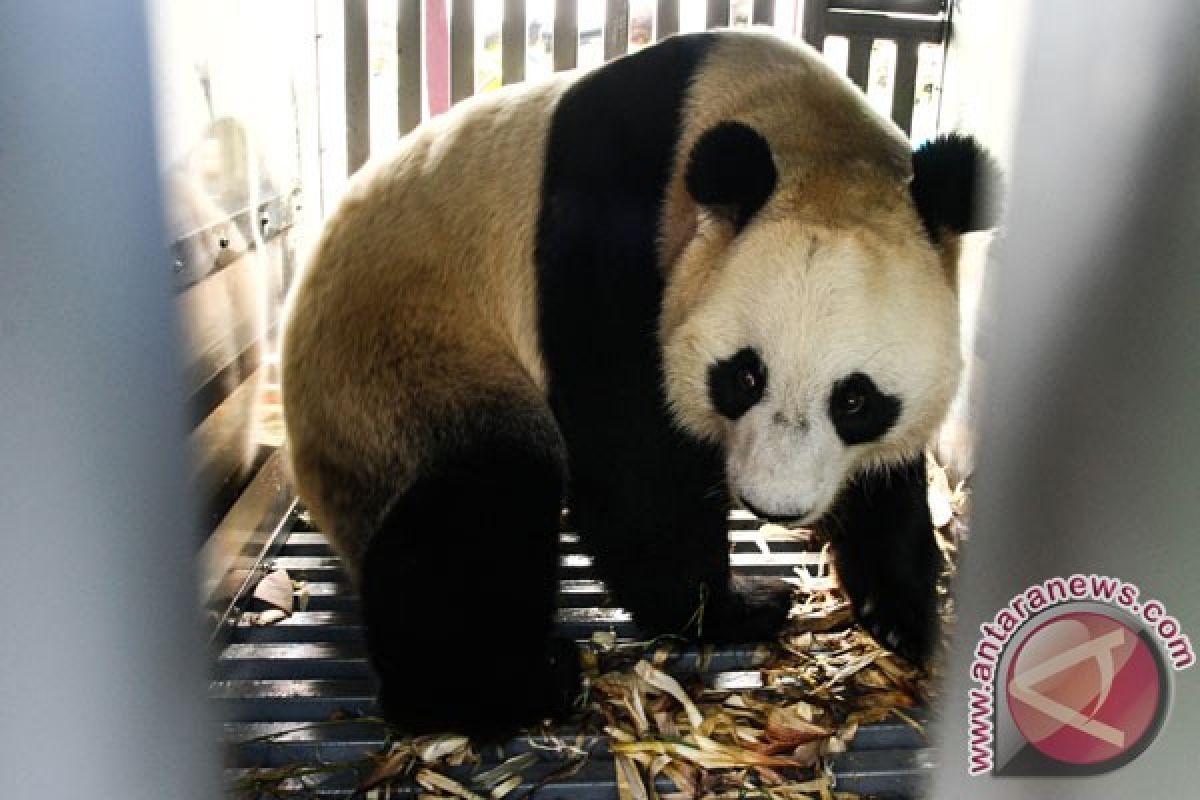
934,1,1200,795
0,3,220,798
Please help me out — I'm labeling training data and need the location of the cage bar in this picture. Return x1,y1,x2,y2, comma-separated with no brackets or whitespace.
846,35,872,90
397,0,423,133
891,38,919,134
830,0,943,14
555,0,580,70
752,0,775,25
657,0,680,38
802,0,827,47
344,0,370,173
451,0,475,102
707,0,731,28
502,0,526,84
606,0,631,60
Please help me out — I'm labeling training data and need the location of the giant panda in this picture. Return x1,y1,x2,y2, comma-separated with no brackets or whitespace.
281,29,997,738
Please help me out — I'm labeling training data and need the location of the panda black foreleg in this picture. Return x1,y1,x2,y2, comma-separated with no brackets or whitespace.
359,415,580,740
824,457,939,666
575,492,792,644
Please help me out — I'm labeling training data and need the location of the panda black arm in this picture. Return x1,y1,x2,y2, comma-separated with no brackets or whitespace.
824,457,939,666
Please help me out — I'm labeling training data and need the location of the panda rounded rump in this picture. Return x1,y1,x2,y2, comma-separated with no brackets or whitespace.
281,71,568,560
281,73,587,736
284,304,578,736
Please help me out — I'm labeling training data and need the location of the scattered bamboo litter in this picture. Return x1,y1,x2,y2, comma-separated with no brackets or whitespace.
233,453,966,799
246,567,310,626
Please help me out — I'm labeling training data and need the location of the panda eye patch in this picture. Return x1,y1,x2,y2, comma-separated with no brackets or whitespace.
708,347,767,420
829,372,901,445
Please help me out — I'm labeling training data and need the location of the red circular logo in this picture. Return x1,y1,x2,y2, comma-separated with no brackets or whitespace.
1005,611,1163,766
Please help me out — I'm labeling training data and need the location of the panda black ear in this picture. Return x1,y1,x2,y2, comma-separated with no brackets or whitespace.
910,133,1004,241
685,121,778,231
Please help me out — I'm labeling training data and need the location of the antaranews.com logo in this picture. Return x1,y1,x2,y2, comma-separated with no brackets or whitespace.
967,574,1193,776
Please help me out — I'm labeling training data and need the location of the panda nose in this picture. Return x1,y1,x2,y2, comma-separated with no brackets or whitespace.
738,495,810,525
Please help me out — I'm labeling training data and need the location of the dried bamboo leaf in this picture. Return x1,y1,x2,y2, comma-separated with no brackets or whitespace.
472,752,537,791
613,738,802,770
414,768,486,800
653,711,679,738
293,580,310,612
614,754,649,800
360,742,416,790
489,774,522,799
790,740,823,767
820,652,879,688
651,644,673,667
592,631,618,650
854,689,916,710
764,705,831,746
414,734,471,765
634,661,705,730
855,666,892,690
253,568,294,614
890,707,926,735
606,725,636,743
647,752,671,782
661,762,697,796
251,608,289,626
927,462,955,528
628,686,651,736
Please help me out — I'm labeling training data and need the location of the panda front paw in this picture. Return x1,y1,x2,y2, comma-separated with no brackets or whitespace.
376,636,582,740
702,575,794,643
542,635,584,715
823,457,941,667
853,584,937,666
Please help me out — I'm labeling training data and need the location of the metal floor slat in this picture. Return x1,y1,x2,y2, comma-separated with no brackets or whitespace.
217,517,931,798
225,750,935,799
225,732,931,776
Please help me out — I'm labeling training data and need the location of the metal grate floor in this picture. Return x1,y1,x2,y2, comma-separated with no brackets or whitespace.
215,511,933,798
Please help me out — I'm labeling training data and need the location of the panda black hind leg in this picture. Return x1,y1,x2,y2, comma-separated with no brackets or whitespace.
360,397,579,740
824,457,940,666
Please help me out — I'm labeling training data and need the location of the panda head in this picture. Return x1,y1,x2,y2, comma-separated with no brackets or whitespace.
661,120,1000,525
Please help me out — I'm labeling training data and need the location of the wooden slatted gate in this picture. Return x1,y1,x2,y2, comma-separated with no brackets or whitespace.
343,1,950,175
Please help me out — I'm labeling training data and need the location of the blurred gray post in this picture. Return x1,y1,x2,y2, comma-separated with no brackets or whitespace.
345,0,371,174
933,1,1200,797
0,3,219,799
